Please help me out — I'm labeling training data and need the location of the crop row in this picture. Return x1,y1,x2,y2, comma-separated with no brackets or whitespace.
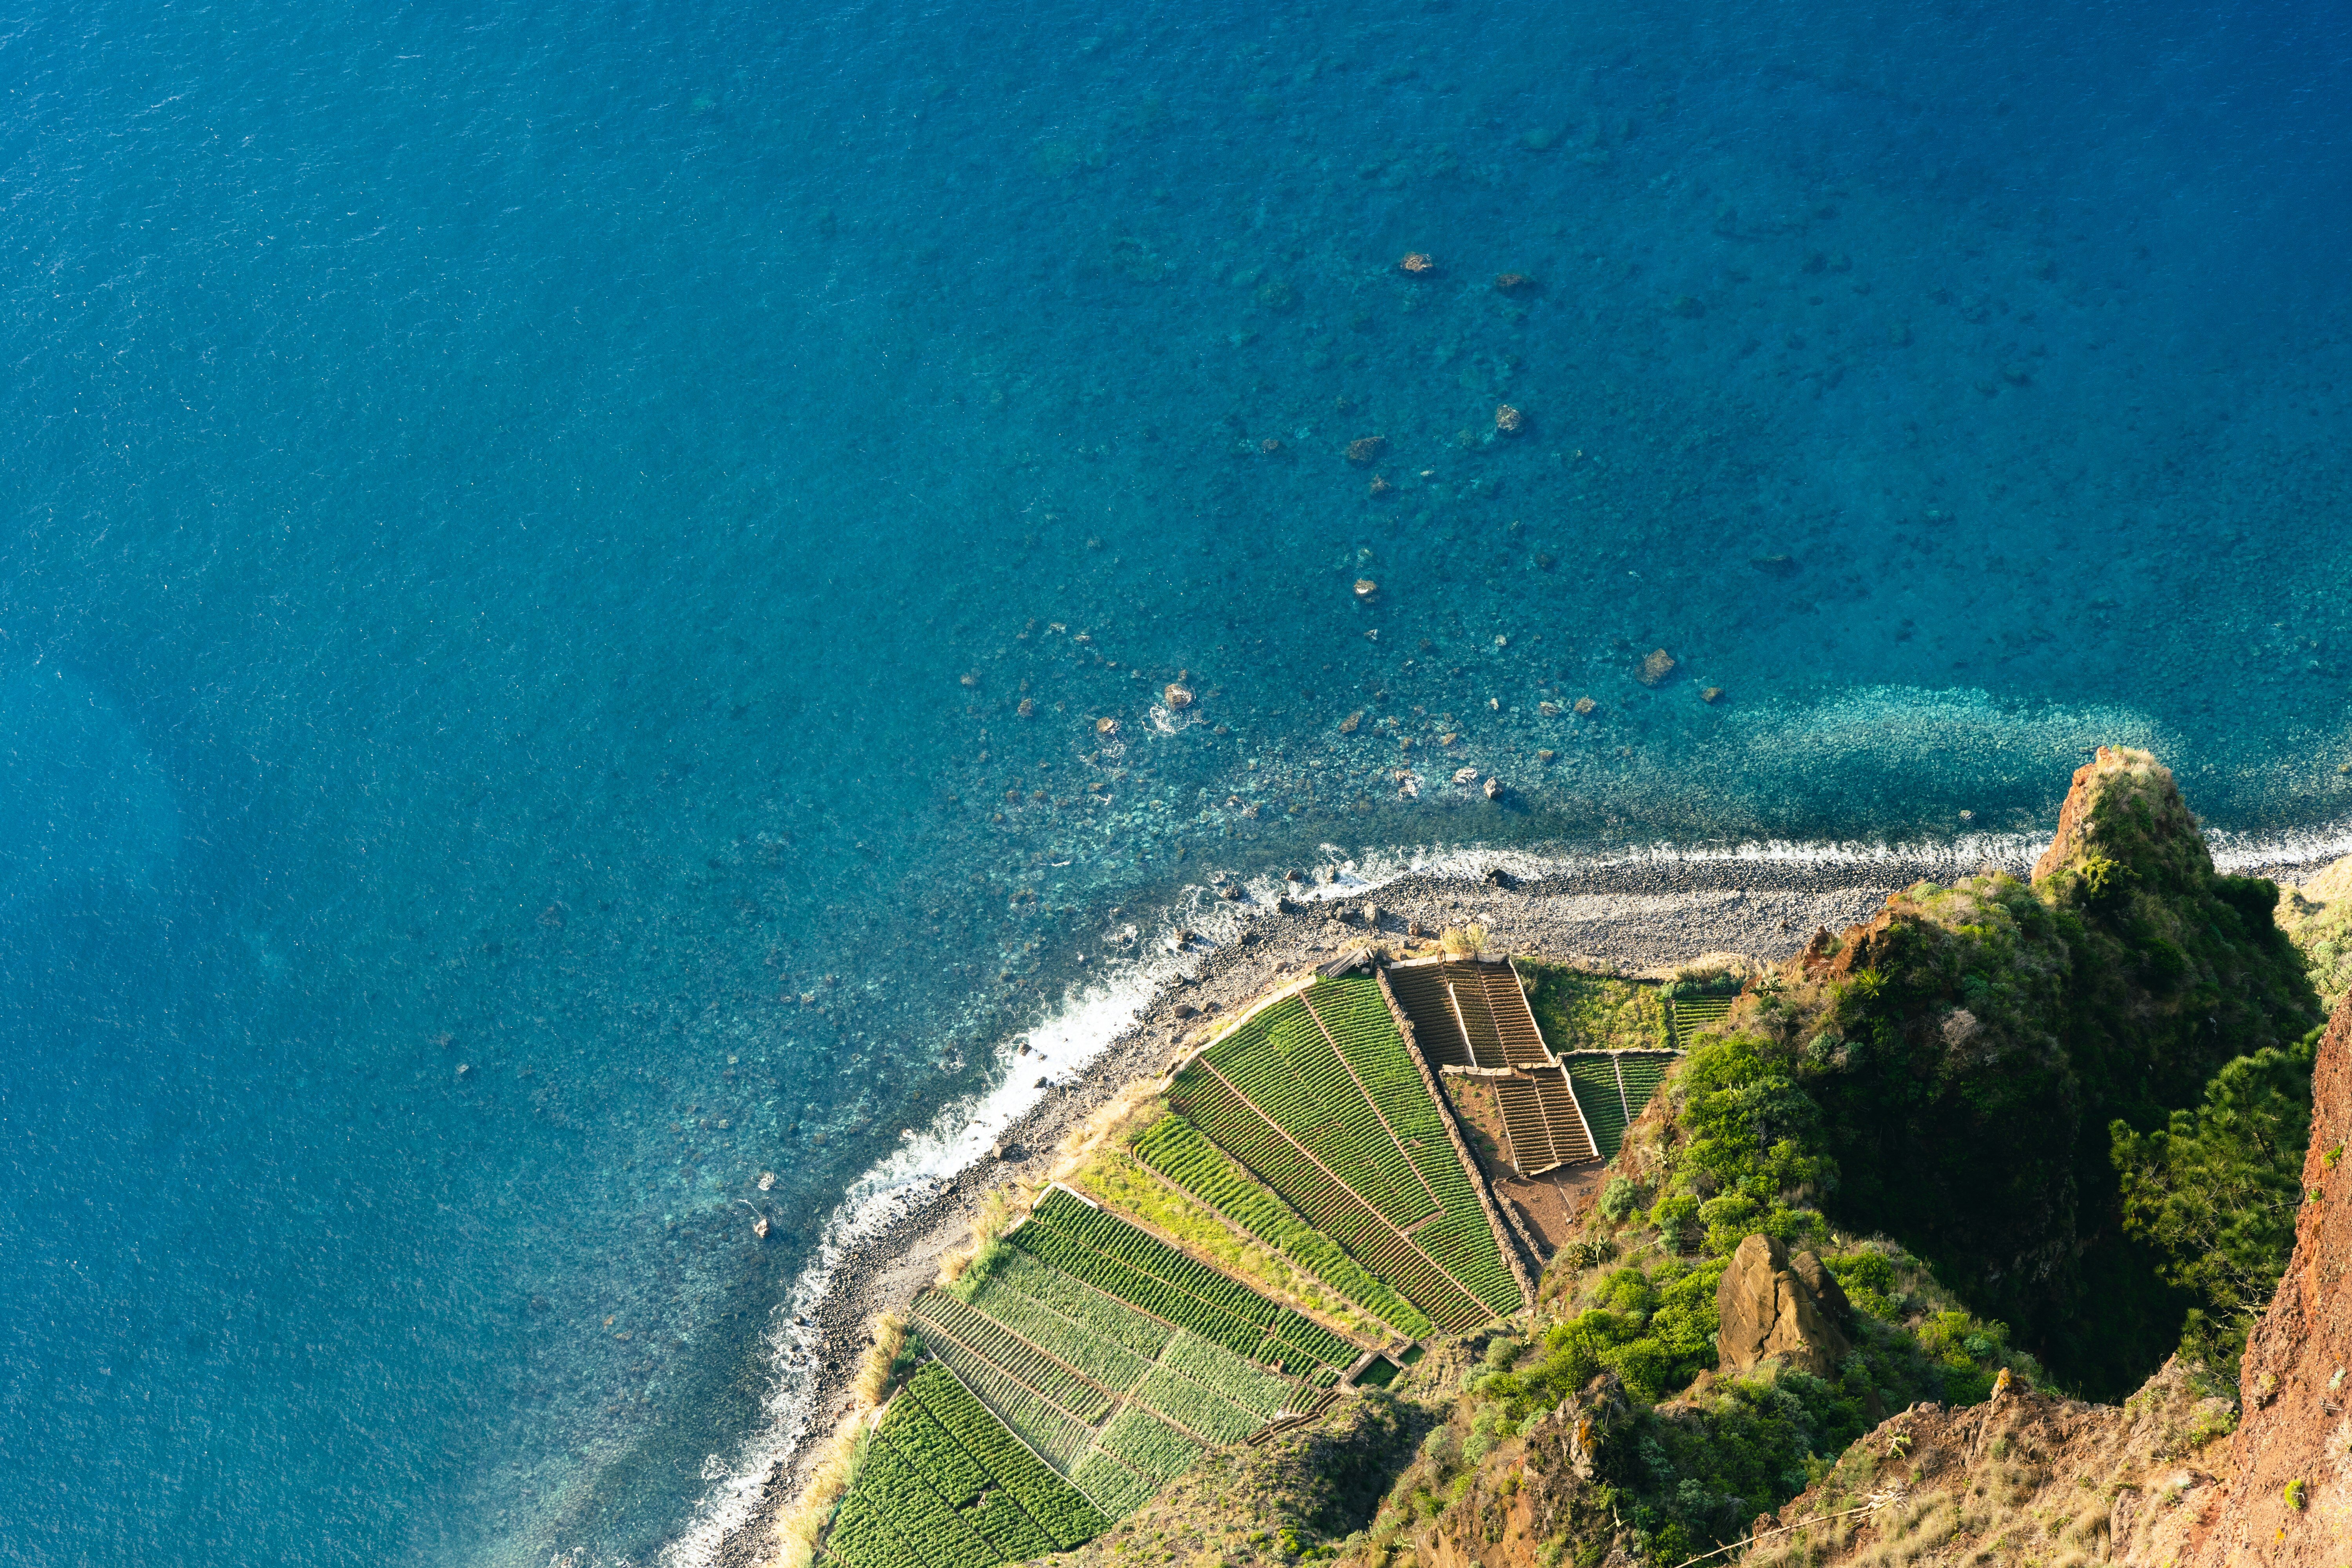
1132,1114,1432,1339
1262,1006,1433,1212
1097,1405,1204,1483
904,1365,1107,1548
1171,1069,1487,1331
970,1258,1296,1425
1563,1057,1629,1159
1616,1054,1674,1119
959,1487,1059,1562
1070,1450,1158,1519
965,1278,1156,1393
915,1290,1113,1423
875,1396,1060,1560
825,1492,924,1568
922,1333,1096,1470
1159,1329,1300,1418
1135,1364,1258,1443
853,1439,999,1568
1429,1220,1523,1316
876,1391,989,1506
1203,1012,1436,1232
1035,1191,1274,1324
1018,1192,1353,1371
1012,1210,1328,1374
990,1249,1174,1357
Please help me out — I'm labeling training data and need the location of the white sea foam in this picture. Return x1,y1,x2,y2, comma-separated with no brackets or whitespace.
659,941,1191,1568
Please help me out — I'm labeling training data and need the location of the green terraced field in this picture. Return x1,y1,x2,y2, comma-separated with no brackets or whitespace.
1010,1188,1356,1374
1165,975,1522,1328
1130,1114,1432,1339
1614,1053,1678,1123
822,967,1558,1564
822,1364,1109,1568
1563,1055,1631,1160
1668,995,1735,1047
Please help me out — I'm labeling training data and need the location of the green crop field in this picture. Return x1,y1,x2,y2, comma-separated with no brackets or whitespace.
1563,1055,1631,1160
1130,1114,1433,1338
1097,1404,1204,1483
824,1363,1114,1567
1667,995,1733,1047
1009,1189,1355,1374
1614,1053,1677,1123
1165,975,1522,1329
822,965,1566,1563
902,1365,1106,1547
1070,1450,1158,1519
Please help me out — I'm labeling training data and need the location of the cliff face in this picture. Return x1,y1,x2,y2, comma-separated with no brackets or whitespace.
1788,747,2317,1392
2174,989,2352,1564
1637,992,2351,1568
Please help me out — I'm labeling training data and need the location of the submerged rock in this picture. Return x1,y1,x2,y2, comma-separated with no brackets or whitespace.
1637,648,1677,686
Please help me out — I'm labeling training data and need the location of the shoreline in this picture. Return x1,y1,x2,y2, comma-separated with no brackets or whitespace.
702,839,2347,1568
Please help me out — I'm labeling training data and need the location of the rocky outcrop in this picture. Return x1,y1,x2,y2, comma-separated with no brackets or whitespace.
1723,992,2352,1568
1737,1357,2236,1568
1717,1234,1852,1378
2031,743,2209,891
2171,990,2352,1565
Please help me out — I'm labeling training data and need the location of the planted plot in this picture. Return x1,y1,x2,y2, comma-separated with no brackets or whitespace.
1615,1053,1677,1122
1169,1069,1490,1332
966,1281,1154,1394
1204,1005,1436,1232
961,1489,1057,1562
1563,1056,1629,1160
876,1394,989,1507
991,1249,1173,1358
826,1493,925,1568
1135,1364,1258,1443
914,1290,1113,1423
923,1334,1097,1470
1098,1405,1204,1483
1160,1330,1302,1420
1070,1450,1158,1519
1013,1190,1354,1374
1667,995,1733,1048
853,1439,1000,1568
904,1365,1108,1549
1131,1114,1432,1338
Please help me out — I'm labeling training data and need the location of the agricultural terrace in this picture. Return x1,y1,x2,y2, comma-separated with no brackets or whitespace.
818,956,1697,1565
1164,973,1525,1330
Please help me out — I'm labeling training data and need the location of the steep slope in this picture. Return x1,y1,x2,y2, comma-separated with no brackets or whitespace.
1747,747,2316,1391
1708,987,2350,1568
2172,987,2352,1563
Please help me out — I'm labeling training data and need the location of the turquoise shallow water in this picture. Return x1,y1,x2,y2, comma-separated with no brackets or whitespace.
3,0,2350,1562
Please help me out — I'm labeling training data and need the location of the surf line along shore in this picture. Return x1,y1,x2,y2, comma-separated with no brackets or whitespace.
701,838,2337,1568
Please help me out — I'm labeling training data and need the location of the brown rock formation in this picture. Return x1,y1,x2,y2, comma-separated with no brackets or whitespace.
1716,1233,1853,1378
2031,743,2205,886
1739,1358,2237,1568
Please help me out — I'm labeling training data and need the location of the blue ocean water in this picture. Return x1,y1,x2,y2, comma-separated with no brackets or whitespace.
2,0,2349,1562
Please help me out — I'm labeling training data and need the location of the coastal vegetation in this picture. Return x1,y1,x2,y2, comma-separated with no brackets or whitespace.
808,749,2337,1568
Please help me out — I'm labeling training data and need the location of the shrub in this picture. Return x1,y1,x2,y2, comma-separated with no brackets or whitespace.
1599,1177,1645,1224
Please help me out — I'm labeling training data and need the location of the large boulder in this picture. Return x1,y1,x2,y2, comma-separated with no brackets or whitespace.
1715,1233,1851,1378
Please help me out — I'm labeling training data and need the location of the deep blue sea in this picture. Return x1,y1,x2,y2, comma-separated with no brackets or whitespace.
4,0,2350,1562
